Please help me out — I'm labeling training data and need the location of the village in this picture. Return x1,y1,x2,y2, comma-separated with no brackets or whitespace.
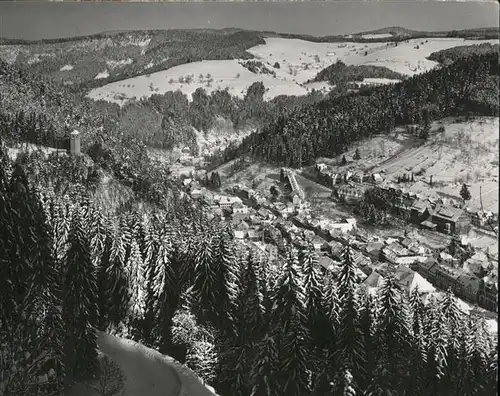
181,162,498,317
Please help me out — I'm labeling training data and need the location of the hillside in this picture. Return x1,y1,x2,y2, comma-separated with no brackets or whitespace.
315,117,498,214
0,26,496,105
1,25,498,396
236,52,499,168
86,36,498,105
0,29,264,93
427,42,499,64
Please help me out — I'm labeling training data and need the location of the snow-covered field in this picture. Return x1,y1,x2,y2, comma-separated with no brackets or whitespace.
318,116,499,213
361,33,394,40
86,36,498,105
68,332,217,396
95,70,110,79
375,117,498,213
59,64,74,71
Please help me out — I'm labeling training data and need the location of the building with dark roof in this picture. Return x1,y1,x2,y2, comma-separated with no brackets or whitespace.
431,205,471,235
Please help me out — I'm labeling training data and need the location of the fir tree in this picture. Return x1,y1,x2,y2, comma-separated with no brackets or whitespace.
299,247,324,351
212,230,239,335
125,239,147,335
460,183,471,202
62,206,99,379
353,148,361,161
191,233,218,327
250,334,280,396
366,276,410,395
272,249,310,395
335,245,365,391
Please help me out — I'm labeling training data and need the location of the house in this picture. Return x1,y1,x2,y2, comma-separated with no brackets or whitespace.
394,265,436,294
364,242,384,261
439,252,460,268
318,256,337,272
337,185,364,204
351,172,368,184
316,163,328,173
405,124,418,134
328,240,344,259
431,205,471,235
382,242,409,265
364,270,385,287
372,173,383,184
420,219,437,231
477,276,498,312
247,229,263,242
190,189,203,199
409,244,427,256
232,204,249,221
455,272,480,303
433,265,462,292
400,237,416,250
291,191,302,205
352,250,371,268
311,235,327,251
234,220,250,231
251,193,266,206
327,218,357,234
234,230,246,239
463,252,490,277
384,237,399,245
329,173,343,185
258,208,273,220
219,196,242,210
415,258,438,283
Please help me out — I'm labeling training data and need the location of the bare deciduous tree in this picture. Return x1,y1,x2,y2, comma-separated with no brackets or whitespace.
86,354,125,396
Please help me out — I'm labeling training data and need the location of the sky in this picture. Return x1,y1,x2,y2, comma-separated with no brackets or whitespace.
0,1,498,40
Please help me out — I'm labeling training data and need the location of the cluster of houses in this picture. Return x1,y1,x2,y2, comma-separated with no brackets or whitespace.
364,263,436,299
314,162,498,238
315,163,384,188
414,251,498,312
182,175,497,314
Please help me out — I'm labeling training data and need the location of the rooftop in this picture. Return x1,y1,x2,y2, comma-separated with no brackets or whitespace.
432,205,466,223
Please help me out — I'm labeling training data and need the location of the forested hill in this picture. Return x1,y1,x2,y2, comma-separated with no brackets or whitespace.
235,52,499,167
427,42,499,65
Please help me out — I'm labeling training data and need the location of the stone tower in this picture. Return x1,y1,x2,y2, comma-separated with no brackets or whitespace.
70,130,81,155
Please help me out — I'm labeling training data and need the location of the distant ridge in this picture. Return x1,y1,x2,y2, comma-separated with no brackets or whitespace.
0,26,498,45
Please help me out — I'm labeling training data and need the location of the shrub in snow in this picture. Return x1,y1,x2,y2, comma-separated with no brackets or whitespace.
86,353,126,396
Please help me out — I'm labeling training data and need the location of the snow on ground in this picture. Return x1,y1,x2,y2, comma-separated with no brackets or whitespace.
69,331,217,396
95,70,110,79
433,292,498,334
0,45,22,64
304,80,332,93
247,37,498,80
106,58,134,68
87,36,497,106
6,143,63,160
361,33,394,40
60,64,74,71
370,117,499,213
87,59,307,105
356,77,401,86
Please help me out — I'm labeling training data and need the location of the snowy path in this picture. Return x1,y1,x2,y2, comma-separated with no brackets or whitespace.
97,332,181,396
